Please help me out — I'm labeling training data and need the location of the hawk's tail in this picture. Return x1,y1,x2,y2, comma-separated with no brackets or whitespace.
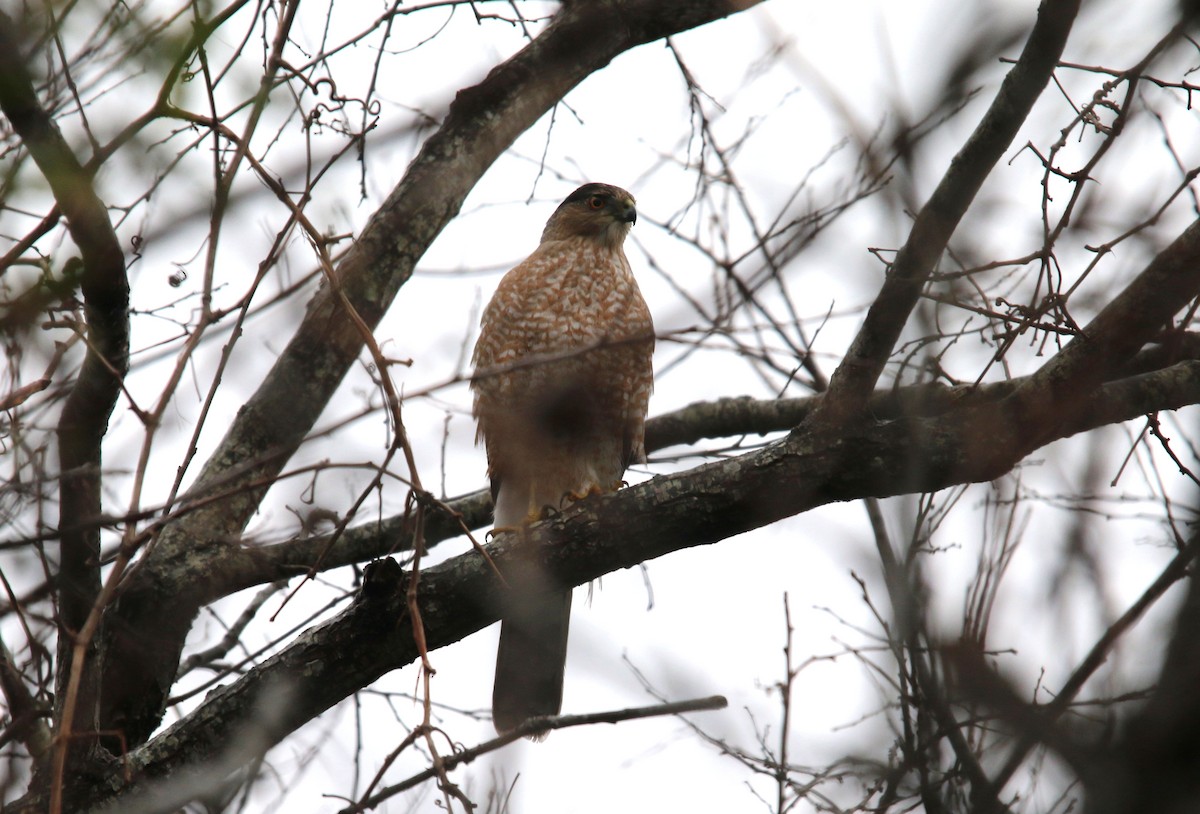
492,588,573,740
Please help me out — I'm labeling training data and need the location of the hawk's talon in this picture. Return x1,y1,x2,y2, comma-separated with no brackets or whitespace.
560,484,603,508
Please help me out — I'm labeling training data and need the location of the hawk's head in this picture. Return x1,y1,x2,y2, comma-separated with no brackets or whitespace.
540,182,637,249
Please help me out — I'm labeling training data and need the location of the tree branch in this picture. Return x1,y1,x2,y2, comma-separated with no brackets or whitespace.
339,696,728,814
0,5,130,765
818,0,1081,424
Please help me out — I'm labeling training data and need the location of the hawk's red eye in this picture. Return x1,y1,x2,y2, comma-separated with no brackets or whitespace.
587,195,605,209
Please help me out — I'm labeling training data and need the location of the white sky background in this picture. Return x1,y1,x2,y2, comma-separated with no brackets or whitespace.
4,0,1200,811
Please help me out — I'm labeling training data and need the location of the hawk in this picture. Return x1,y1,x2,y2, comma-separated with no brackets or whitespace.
471,183,655,735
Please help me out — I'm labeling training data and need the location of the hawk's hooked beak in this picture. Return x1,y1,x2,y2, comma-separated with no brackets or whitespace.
616,200,637,225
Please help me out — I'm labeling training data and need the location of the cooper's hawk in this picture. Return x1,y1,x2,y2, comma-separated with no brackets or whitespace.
471,183,654,736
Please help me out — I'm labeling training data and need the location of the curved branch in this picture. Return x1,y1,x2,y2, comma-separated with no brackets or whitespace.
0,7,130,751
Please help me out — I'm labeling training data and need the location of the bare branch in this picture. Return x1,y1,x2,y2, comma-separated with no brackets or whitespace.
338,696,728,814
817,0,1080,424
0,6,130,793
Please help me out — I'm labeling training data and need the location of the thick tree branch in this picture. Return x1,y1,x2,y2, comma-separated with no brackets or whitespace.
818,0,1080,423
190,354,1200,599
